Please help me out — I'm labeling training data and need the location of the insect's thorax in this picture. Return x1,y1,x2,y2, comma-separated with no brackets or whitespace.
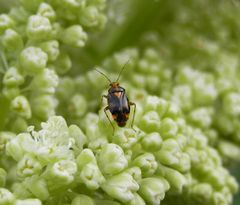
107,85,130,119
108,85,125,93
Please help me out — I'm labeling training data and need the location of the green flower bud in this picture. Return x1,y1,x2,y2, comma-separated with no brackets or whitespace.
6,133,37,160
176,66,195,83
37,3,56,22
185,147,201,166
192,79,217,106
79,163,105,190
17,154,42,178
54,52,72,75
71,195,95,205
39,40,59,62
97,143,128,175
76,149,97,170
68,125,87,155
226,175,238,194
146,75,160,92
0,14,14,34
79,6,100,27
144,96,169,118
0,131,15,151
10,117,28,133
132,74,146,89
31,95,57,120
3,67,24,87
36,144,73,165
88,137,108,154
188,107,213,129
200,166,226,188
205,147,221,167
157,164,187,193
23,176,49,200
171,85,192,111
15,199,42,205
68,94,87,117
159,118,178,139
204,129,218,145
138,177,170,205
2,87,20,100
84,115,101,141
223,92,240,116
125,149,133,163
61,25,87,47
39,115,70,145
127,193,146,205
98,108,115,137
12,182,32,199
8,7,29,23
10,95,31,119
48,22,62,39
190,183,213,203
138,59,152,74
0,168,7,187
56,77,75,100
164,103,180,119
144,48,160,63
62,0,84,9
31,68,59,94
171,152,191,173
132,153,157,177
27,15,52,40
125,167,142,183
6,138,24,161
139,111,160,132
2,29,23,52
175,118,186,132
101,173,139,203
0,188,15,205
155,139,180,166
19,47,48,75
141,132,162,151
191,130,208,149
112,128,138,149
45,160,77,185
212,192,228,205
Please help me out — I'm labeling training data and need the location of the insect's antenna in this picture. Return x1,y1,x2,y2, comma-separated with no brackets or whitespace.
95,68,112,83
116,59,130,82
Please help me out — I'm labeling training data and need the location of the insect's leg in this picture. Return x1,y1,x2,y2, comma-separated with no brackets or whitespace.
101,95,108,106
129,102,136,132
104,106,115,134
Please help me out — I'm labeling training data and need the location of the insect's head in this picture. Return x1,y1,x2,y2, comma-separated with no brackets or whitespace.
110,82,119,88
95,59,130,86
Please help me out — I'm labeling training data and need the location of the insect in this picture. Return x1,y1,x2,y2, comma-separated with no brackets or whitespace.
96,62,136,133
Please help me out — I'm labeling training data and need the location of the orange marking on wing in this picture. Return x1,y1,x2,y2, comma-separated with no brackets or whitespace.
112,114,117,120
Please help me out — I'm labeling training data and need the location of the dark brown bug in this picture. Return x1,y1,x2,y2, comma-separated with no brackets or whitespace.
96,63,136,132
